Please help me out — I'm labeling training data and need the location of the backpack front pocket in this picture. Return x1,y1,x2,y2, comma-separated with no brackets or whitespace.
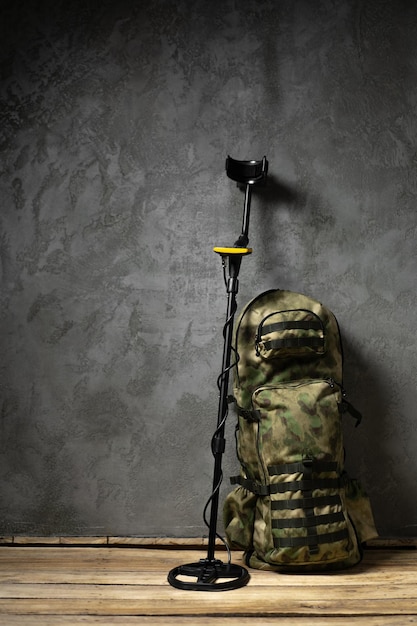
249,380,357,567
252,379,344,470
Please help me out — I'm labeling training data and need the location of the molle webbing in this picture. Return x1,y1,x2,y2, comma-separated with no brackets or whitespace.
269,459,348,552
230,476,342,496
262,320,323,334
272,511,345,528
257,318,324,353
271,494,341,510
274,529,349,548
231,460,343,497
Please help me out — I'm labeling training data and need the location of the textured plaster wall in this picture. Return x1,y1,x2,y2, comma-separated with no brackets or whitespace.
1,0,417,538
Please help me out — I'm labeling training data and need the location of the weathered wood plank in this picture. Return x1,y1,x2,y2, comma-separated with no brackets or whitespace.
0,582,417,617
0,546,416,621
1,546,416,565
1,617,417,626
1,559,417,586
11,536,62,545
0,596,416,616
1,567,416,586
0,548,416,575
0,547,416,593
1,581,416,600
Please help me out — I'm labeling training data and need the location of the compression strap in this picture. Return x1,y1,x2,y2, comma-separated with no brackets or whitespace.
271,494,341,510
272,511,345,529
273,528,348,548
261,320,323,335
230,475,341,495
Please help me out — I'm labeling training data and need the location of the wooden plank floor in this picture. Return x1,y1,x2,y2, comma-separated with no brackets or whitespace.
0,544,416,625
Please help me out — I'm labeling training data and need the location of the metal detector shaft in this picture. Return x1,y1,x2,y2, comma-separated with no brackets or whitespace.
241,185,252,246
167,249,251,591
206,253,242,561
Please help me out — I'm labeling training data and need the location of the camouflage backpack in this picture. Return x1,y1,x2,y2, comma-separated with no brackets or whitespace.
223,289,378,571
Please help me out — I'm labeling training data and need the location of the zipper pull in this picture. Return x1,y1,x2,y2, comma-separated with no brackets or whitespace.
327,378,346,396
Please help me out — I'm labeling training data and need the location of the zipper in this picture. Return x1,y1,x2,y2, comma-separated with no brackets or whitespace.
252,378,341,393
327,377,347,399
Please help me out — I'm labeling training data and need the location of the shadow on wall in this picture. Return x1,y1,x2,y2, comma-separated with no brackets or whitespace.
342,335,409,538
231,171,303,259
229,166,301,213
260,173,301,208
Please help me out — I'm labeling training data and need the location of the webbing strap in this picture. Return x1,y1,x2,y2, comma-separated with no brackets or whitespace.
230,475,341,495
262,337,324,351
236,406,261,423
272,511,345,529
230,476,270,496
269,478,341,493
271,494,341,510
273,528,349,548
268,461,338,475
261,320,323,335
302,459,318,553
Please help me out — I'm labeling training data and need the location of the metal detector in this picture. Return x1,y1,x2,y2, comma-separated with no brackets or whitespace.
167,155,268,591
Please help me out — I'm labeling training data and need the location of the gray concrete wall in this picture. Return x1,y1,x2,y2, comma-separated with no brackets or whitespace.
1,0,416,538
